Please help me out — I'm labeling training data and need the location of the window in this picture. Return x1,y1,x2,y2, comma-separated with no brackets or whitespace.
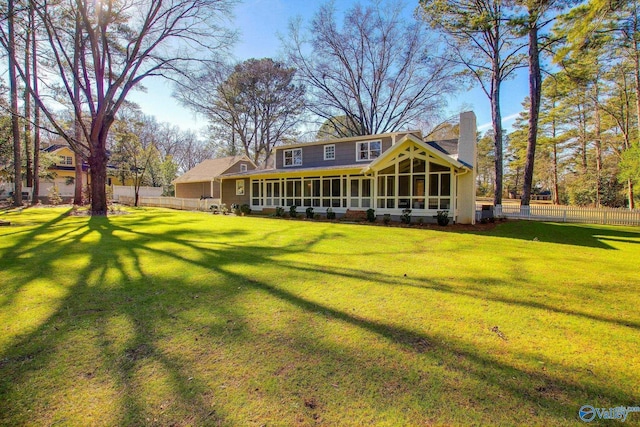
356,141,381,161
60,155,72,165
428,162,451,210
240,163,248,172
283,148,302,167
236,179,245,196
324,144,335,160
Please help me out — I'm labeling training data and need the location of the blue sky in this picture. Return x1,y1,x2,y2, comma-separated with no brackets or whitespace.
129,0,528,135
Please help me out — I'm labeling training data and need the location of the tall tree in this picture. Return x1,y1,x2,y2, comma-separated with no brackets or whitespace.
179,58,305,166
7,0,22,206
284,0,456,138
513,0,564,207
30,0,41,205
555,0,639,208
2,0,236,215
421,0,524,205
23,2,33,189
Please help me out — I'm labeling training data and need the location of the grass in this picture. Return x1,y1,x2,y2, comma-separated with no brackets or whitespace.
0,207,639,426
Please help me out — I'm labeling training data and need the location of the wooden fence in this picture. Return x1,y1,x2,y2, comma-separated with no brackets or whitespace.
478,203,640,226
119,196,221,212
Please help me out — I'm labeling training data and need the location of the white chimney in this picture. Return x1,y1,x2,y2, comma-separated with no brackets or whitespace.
456,111,477,225
458,111,477,168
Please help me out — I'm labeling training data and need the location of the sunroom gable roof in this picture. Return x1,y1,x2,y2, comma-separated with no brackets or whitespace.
362,134,467,173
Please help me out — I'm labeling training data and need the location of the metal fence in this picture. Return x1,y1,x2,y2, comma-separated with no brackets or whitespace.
119,196,221,212
476,203,640,226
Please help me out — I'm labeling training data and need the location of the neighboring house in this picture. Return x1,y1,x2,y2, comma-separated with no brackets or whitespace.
217,112,477,224
173,156,257,200
43,144,89,188
43,144,133,185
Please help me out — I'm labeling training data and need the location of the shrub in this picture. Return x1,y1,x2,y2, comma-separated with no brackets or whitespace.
366,208,376,223
383,213,391,225
240,204,251,215
289,205,297,217
305,207,314,219
313,213,321,220
400,208,411,224
275,207,285,217
48,185,63,205
436,210,450,226
326,208,336,220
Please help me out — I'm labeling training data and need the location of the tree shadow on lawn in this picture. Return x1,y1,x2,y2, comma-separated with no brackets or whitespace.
273,258,640,332
456,220,640,250
0,213,638,425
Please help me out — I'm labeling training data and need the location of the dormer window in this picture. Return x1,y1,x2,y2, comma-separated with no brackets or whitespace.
324,144,335,160
283,148,302,167
240,163,248,172
356,141,381,161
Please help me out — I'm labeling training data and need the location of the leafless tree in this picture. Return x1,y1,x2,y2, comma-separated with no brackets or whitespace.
178,58,305,166
1,0,236,215
282,0,457,137
6,0,22,206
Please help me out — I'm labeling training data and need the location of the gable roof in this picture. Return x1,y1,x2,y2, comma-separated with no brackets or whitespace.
362,134,468,173
173,156,254,184
43,144,70,153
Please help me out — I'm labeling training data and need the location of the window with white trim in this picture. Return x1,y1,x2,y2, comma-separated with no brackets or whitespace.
356,141,381,161
236,179,245,195
240,163,248,172
324,144,335,160
60,155,73,165
283,148,302,167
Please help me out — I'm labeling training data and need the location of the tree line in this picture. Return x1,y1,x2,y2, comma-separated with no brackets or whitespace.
424,0,640,209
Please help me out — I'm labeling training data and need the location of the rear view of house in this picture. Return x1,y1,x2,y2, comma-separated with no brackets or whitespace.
214,112,477,224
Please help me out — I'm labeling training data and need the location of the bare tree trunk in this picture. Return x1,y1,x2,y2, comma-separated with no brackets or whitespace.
89,146,109,215
31,0,40,205
594,100,602,208
550,100,560,205
632,0,639,210
24,15,33,189
8,0,22,207
521,22,541,207
73,13,83,205
491,68,503,206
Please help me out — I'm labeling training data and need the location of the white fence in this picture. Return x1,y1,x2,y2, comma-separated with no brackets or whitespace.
112,185,163,201
476,203,640,226
119,196,221,212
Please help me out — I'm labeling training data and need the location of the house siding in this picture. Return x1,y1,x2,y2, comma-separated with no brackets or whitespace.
223,161,257,175
276,137,394,169
176,182,212,199
221,178,250,206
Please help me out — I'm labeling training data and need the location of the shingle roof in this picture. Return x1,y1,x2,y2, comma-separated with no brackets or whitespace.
221,163,364,178
426,139,458,156
42,144,68,153
173,156,251,184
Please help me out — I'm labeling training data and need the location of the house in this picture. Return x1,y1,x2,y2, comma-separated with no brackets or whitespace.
215,112,477,224
41,145,133,198
43,144,89,188
172,156,257,200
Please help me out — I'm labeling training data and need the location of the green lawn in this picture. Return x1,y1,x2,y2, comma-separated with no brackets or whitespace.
0,207,639,426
